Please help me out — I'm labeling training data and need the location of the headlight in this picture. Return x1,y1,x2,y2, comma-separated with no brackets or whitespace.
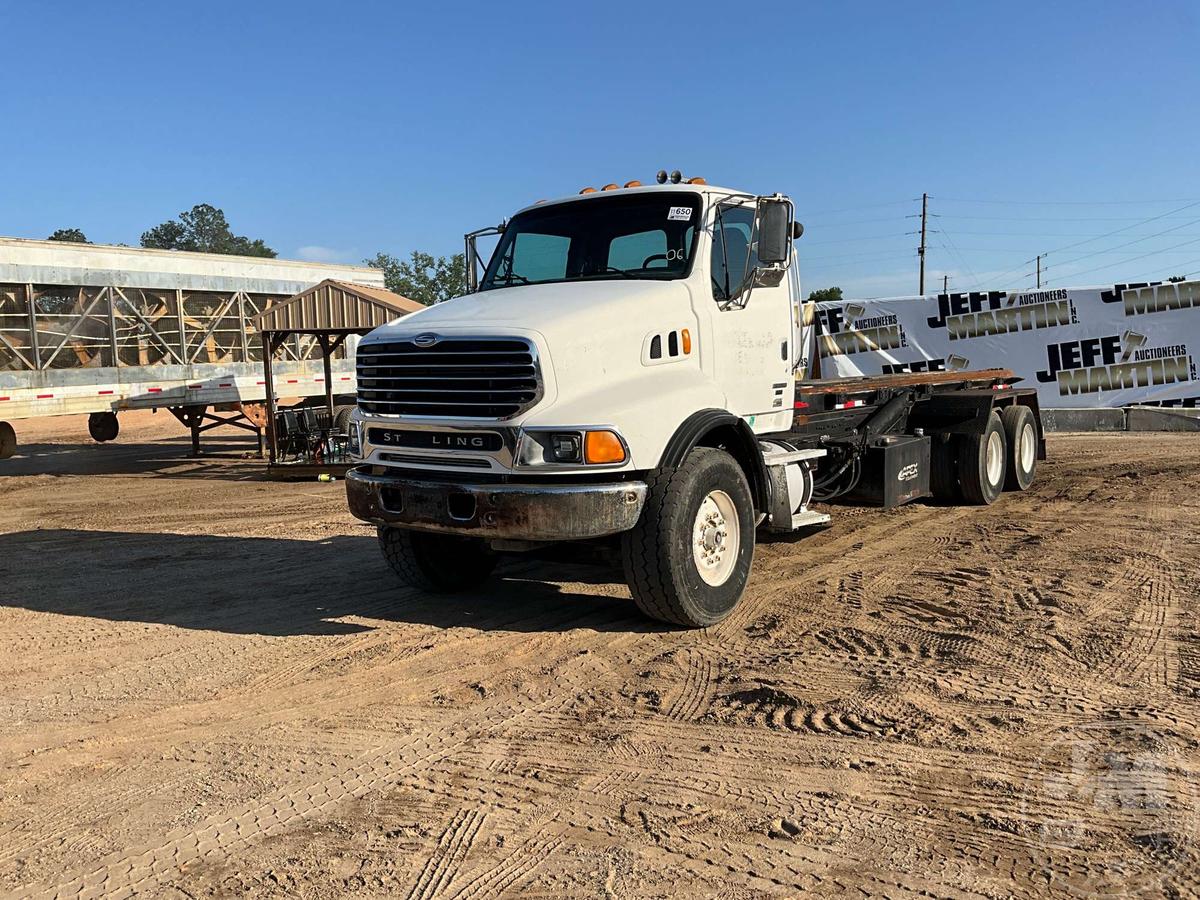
517,429,627,466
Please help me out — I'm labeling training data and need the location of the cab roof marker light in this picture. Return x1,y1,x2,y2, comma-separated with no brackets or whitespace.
686,177,706,185
624,180,642,188
601,183,620,191
579,187,597,194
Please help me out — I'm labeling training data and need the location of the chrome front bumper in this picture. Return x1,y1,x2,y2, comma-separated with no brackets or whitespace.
345,466,648,541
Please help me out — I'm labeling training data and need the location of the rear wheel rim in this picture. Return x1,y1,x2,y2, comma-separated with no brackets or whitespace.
986,430,1004,486
1020,421,1036,472
693,489,740,587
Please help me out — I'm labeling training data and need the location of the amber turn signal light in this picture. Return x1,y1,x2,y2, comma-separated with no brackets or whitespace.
681,328,692,354
584,430,626,464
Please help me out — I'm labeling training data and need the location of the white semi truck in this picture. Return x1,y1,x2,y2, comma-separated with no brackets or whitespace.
345,174,1044,627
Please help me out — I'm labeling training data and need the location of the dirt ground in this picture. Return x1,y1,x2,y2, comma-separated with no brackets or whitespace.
1,411,1198,899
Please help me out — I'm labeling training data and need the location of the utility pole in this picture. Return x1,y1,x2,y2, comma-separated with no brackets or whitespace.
918,192,928,294
1036,255,1042,289
943,274,949,295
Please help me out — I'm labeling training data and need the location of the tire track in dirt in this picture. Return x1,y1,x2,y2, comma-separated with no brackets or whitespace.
405,807,486,900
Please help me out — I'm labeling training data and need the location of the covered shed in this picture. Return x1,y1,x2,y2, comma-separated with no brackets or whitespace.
250,279,422,472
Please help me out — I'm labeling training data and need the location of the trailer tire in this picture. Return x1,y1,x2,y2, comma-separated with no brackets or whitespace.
621,447,755,628
0,422,15,459
929,433,962,501
957,411,1007,505
378,526,496,593
88,412,119,443
1000,405,1038,491
333,405,355,435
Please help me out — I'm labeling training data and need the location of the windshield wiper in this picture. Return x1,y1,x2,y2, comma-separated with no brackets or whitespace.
491,271,530,286
574,266,638,280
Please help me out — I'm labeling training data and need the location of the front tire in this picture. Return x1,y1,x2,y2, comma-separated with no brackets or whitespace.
378,527,496,593
621,447,755,628
957,411,1007,505
1000,405,1038,491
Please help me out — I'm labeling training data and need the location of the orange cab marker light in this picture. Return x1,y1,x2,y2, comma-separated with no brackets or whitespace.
601,183,620,191
624,180,642,188
681,328,692,354
584,430,626,464
579,187,597,194
686,177,706,185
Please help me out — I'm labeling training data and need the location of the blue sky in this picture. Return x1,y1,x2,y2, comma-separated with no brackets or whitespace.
2,0,1198,297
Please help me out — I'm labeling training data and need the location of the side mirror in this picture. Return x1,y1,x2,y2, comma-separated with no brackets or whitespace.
757,199,791,265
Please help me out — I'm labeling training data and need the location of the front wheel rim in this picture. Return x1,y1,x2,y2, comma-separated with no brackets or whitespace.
693,489,740,587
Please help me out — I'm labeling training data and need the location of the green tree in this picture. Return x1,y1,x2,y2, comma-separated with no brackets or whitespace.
140,203,276,257
47,228,89,243
365,251,467,305
807,286,843,302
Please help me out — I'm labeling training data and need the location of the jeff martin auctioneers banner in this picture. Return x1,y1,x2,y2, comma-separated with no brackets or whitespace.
814,280,1200,408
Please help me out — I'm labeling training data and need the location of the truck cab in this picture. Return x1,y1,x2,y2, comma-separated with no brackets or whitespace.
346,174,1043,627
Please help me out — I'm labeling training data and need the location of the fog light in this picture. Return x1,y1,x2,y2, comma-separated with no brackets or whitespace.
584,430,626,464
348,420,362,457
551,432,581,462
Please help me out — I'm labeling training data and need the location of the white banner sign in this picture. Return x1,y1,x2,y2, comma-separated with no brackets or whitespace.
815,280,1200,408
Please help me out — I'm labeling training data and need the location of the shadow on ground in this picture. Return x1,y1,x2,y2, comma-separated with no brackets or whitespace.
0,529,653,637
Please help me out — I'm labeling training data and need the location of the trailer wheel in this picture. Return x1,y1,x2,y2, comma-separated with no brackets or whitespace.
621,447,755,628
333,404,355,434
88,412,119,443
377,526,496,593
0,422,15,459
957,411,1007,505
929,433,962,501
1000,405,1038,491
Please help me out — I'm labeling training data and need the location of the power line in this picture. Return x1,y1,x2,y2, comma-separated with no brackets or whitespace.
940,213,1200,223
1043,213,1200,278
801,233,913,245
977,198,1200,288
1050,233,1200,282
1038,200,1200,261
801,199,916,217
935,196,1200,206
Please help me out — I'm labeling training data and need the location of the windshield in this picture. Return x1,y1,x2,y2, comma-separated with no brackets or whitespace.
480,192,701,291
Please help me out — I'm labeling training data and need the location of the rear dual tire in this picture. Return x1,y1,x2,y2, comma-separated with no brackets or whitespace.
958,411,1008,505
933,406,1036,506
1000,405,1038,491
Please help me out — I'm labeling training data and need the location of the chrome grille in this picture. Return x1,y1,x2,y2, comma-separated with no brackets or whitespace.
357,337,541,419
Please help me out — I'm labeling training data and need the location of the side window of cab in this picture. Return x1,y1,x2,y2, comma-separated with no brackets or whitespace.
710,206,760,302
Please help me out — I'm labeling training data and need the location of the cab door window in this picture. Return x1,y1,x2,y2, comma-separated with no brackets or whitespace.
710,205,761,301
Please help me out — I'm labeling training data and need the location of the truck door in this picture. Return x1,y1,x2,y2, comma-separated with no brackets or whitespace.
708,201,795,432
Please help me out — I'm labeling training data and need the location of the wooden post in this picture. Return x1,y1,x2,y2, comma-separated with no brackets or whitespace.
27,283,39,369
319,334,335,419
262,331,279,465
106,287,118,367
